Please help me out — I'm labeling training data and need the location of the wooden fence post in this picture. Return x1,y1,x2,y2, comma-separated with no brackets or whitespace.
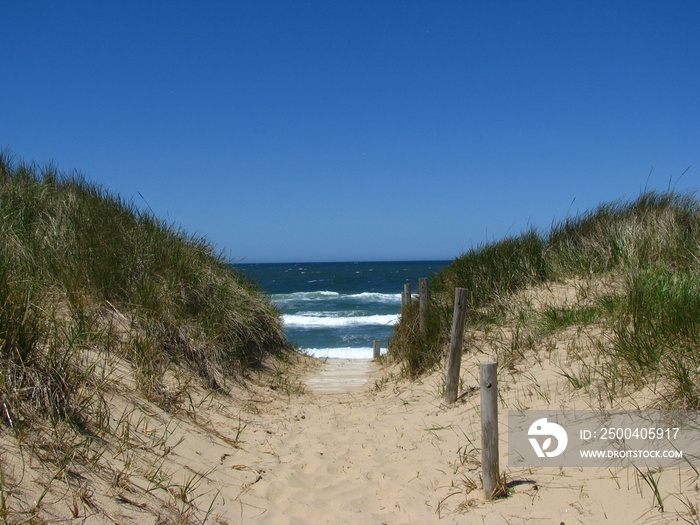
402,283,412,308
419,278,428,335
373,340,381,360
480,361,499,500
444,288,468,404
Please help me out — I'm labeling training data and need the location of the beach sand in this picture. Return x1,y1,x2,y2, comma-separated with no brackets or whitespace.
240,362,693,524
4,280,699,523
121,349,696,524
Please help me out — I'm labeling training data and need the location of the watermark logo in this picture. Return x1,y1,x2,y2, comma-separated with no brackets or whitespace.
510,410,699,468
528,417,568,458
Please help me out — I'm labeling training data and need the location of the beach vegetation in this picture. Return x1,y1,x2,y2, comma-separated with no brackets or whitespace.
0,150,293,522
389,190,700,409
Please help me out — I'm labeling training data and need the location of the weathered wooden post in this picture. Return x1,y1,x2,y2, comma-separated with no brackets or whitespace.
402,283,412,308
444,287,468,404
373,340,381,360
419,278,428,335
481,361,499,500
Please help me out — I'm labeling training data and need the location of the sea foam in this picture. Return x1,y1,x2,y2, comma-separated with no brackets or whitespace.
283,313,399,328
272,291,400,304
304,347,388,359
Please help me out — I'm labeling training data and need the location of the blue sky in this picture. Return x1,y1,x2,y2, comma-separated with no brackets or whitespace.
3,1,698,263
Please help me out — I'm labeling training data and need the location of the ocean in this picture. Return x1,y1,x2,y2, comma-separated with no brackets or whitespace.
237,261,450,359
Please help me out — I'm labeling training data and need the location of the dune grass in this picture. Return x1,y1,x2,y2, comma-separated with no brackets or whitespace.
0,149,292,430
0,151,299,522
389,191,700,409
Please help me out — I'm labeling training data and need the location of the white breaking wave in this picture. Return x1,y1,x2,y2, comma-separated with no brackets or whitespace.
283,313,399,328
348,292,401,303
272,291,340,302
272,291,400,304
304,347,388,359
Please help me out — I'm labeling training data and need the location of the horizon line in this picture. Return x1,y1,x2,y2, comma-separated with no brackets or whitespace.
231,258,454,265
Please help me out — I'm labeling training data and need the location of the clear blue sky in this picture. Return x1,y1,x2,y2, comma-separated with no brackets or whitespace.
3,1,698,263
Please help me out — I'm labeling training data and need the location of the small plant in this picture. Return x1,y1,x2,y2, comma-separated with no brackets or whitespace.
0,456,7,523
635,466,665,512
373,375,390,391
233,415,248,445
486,471,510,500
538,304,600,334
675,494,700,524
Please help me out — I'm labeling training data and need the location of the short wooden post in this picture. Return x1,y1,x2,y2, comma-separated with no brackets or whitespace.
419,278,428,335
444,288,468,404
481,361,499,500
402,283,412,308
373,340,381,360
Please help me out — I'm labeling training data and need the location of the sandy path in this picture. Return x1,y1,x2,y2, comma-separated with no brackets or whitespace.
303,359,375,393
202,353,699,525
233,362,468,524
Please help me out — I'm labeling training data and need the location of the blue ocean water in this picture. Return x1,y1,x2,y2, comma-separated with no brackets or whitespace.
237,261,450,359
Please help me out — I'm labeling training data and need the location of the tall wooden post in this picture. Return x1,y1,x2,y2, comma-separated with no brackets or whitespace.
481,361,499,500
419,278,428,335
402,283,412,309
444,288,468,404
373,340,381,360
